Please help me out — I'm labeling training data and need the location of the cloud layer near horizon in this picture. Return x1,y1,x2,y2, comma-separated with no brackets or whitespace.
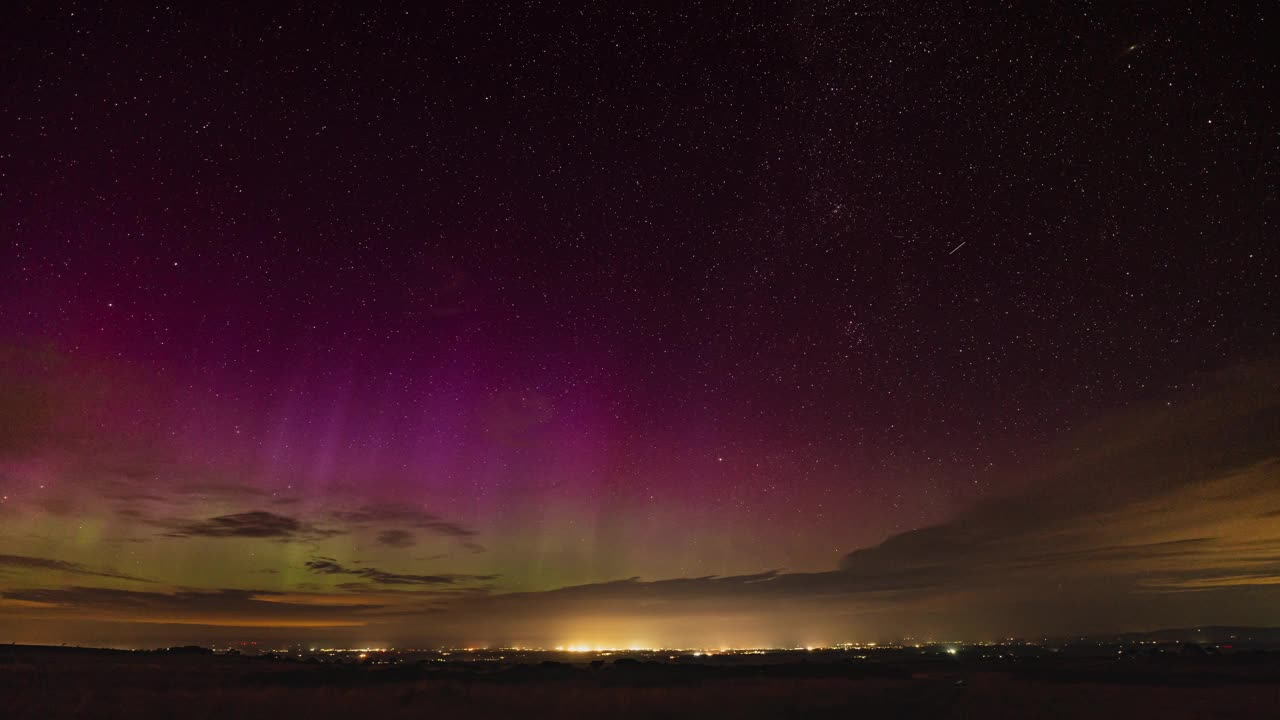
2,355,1279,646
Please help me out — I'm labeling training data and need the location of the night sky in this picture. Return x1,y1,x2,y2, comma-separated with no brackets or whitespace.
1,3,1277,648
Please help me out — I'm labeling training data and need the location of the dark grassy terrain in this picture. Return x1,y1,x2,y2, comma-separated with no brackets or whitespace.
2,645,1278,719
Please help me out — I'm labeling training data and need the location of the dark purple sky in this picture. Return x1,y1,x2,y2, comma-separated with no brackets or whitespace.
0,2,1276,647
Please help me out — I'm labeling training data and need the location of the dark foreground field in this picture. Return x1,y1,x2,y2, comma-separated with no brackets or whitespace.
3,645,1279,719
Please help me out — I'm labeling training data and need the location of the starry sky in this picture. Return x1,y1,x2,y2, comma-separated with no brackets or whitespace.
0,2,1276,648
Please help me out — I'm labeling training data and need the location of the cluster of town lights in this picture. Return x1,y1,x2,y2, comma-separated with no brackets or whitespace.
208,641,981,656
547,644,883,653
556,645,653,653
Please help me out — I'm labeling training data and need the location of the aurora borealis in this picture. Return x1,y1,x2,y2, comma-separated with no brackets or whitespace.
1,3,1276,649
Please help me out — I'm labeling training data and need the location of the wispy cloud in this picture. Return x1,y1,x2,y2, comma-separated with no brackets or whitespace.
1,586,382,626
304,557,495,586
331,504,479,538
162,511,344,541
330,504,485,551
0,554,153,584
376,529,415,548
